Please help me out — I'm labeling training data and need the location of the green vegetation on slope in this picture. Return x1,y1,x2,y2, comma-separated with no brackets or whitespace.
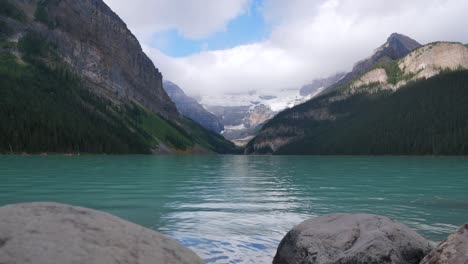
131,107,238,153
0,20,12,38
374,60,418,85
0,37,150,153
35,0,60,28
378,60,405,84
126,105,194,151
181,118,241,154
274,70,468,155
0,32,237,154
335,60,414,95
0,0,26,21
250,70,468,155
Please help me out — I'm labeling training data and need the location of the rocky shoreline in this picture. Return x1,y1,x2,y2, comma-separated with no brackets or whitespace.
0,203,466,264
275,214,468,264
0,203,203,264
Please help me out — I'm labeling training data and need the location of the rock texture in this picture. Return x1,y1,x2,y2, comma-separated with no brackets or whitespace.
0,202,203,264
163,81,223,133
349,42,468,92
244,104,276,130
420,223,468,264
273,214,433,264
230,104,276,146
400,42,468,79
321,33,421,95
206,104,276,145
10,0,178,119
351,68,389,89
51,0,177,118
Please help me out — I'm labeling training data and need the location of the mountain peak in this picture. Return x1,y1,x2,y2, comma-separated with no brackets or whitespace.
318,33,421,96
388,32,409,41
385,33,421,55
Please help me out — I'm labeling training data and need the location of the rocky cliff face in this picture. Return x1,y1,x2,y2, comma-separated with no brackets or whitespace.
349,42,468,92
207,104,276,146
0,0,237,154
320,33,421,95
163,81,223,133
350,68,390,92
400,42,468,79
12,0,178,119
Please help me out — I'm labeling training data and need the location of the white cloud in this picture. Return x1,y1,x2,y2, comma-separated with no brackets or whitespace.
105,0,468,98
103,0,251,40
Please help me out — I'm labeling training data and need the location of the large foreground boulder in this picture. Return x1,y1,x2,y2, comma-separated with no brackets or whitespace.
0,203,203,264
420,223,468,264
274,213,433,264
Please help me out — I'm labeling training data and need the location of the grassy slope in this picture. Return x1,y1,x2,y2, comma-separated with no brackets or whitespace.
181,118,241,154
127,105,238,154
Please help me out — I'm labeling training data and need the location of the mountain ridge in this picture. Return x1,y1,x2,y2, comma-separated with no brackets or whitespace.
246,35,468,155
319,33,422,95
163,81,224,134
347,41,468,93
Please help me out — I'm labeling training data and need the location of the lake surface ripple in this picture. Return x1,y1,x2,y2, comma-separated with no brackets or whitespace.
1,156,467,263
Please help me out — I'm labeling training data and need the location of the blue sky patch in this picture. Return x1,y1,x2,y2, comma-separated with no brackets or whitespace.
151,0,268,57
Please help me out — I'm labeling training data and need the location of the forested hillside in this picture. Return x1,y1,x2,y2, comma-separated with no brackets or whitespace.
270,70,468,155
246,35,468,156
0,0,237,154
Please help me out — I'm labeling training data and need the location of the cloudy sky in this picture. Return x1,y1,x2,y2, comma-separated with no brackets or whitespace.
103,0,468,97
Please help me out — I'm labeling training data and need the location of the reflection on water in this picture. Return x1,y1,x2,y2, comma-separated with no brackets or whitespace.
157,156,311,263
1,155,468,263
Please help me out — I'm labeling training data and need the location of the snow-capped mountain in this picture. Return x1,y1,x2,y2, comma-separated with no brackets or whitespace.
200,88,309,112
201,88,318,145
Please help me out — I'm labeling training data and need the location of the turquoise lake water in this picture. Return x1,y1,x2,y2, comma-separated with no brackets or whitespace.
1,155,467,263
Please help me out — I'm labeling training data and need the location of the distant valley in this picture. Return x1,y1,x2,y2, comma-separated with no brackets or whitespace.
164,81,316,146
165,33,428,148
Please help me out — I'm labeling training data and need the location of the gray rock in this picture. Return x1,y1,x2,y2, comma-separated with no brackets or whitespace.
273,213,433,264
163,81,224,133
320,33,421,95
420,223,468,264
9,0,179,120
0,203,203,264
